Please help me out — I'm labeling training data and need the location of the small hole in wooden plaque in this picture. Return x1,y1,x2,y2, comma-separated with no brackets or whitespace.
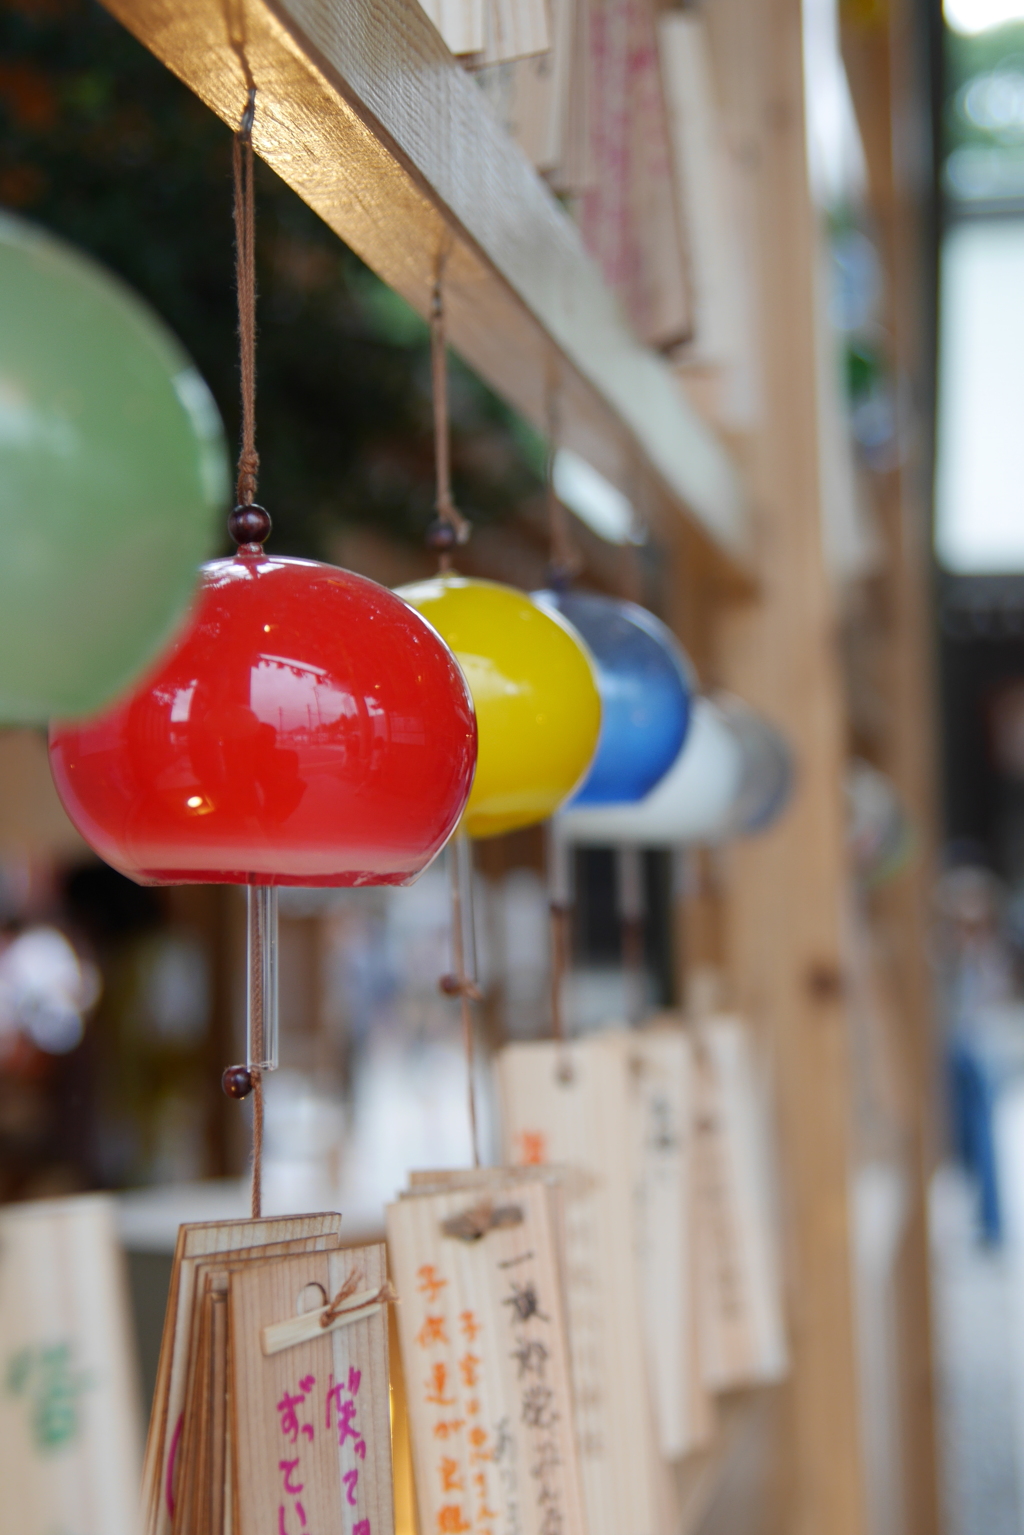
297,1281,328,1316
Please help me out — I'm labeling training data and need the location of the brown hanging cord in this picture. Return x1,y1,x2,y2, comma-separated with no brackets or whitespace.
440,837,481,1167
543,376,576,1082
319,1277,397,1328
546,823,575,1083
428,251,470,569
545,367,579,587
220,84,271,1215
617,846,646,1028
233,87,259,509
442,1200,524,1241
237,85,265,1220
550,904,569,1045
250,1072,264,1218
623,445,647,604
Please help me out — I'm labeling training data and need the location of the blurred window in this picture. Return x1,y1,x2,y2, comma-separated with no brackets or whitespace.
936,219,1024,572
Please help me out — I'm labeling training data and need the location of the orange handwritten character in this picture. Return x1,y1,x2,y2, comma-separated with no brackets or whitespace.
433,1420,466,1440
477,1505,499,1522
437,1506,471,1534
516,1130,547,1166
418,1265,448,1303
439,1457,463,1493
465,1398,481,1417
468,1426,492,1460
417,1315,449,1349
459,1310,481,1343
425,1362,456,1406
459,1354,481,1389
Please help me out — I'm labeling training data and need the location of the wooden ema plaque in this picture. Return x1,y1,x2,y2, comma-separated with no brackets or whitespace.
142,1214,394,1535
0,1194,142,1535
692,1017,788,1391
387,1173,586,1535
628,1027,715,1460
473,0,591,190
495,1034,679,1535
418,0,549,61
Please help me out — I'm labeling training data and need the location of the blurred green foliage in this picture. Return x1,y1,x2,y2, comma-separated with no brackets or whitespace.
945,22,1024,150
0,0,542,559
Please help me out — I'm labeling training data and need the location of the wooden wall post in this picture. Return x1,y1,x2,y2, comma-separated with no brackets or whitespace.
706,0,871,1527
842,1,943,1529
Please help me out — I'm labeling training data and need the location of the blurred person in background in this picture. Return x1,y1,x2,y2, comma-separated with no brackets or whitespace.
935,857,1023,1242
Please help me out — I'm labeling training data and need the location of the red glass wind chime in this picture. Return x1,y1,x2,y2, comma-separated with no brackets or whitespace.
49,89,478,1213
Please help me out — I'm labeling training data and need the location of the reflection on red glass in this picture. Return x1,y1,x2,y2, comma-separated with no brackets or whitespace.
48,556,477,886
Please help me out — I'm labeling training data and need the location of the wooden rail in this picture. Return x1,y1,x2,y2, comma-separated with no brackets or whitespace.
101,0,751,579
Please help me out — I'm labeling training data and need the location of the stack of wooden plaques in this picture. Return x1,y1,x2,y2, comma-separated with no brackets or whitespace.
494,1019,787,1532
418,0,551,63
473,0,591,192
0,1194,142,1535
387,1169,588,1535
422,0,693,344
142,1214,394,1535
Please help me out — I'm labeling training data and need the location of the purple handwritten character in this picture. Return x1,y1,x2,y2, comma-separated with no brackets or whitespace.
326,1367,363,1429
344,1468,359,1505
328,1395,366,1458
354,1521,372,1535
278,1377,316,1444
279,1459,304,1495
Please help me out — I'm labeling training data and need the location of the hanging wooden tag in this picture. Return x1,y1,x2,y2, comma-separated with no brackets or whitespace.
578,0,693,349
495,1034,679,1535
693,1017,788,1391
418,0,487,55
172,1268,228,1535
0,1194,142,1535
658,11,745,370
229,1243,394,1535
630,1026,715,1461
143,1213,343,1535
479,0,552,64
387,1174,586,1535
473,0,584,179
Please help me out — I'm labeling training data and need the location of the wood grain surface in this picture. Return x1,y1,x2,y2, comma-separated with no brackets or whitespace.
101,0,750,577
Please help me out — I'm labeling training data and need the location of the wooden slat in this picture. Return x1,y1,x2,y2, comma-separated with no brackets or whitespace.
101,0,750,579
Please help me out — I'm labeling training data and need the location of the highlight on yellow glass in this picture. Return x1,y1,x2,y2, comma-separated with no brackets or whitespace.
395,575,602,839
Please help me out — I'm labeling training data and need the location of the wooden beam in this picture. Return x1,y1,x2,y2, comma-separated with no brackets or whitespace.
101,0,751,580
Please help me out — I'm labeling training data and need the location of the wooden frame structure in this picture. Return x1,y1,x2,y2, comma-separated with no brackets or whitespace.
102,0,750,580
99,0,942,1531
